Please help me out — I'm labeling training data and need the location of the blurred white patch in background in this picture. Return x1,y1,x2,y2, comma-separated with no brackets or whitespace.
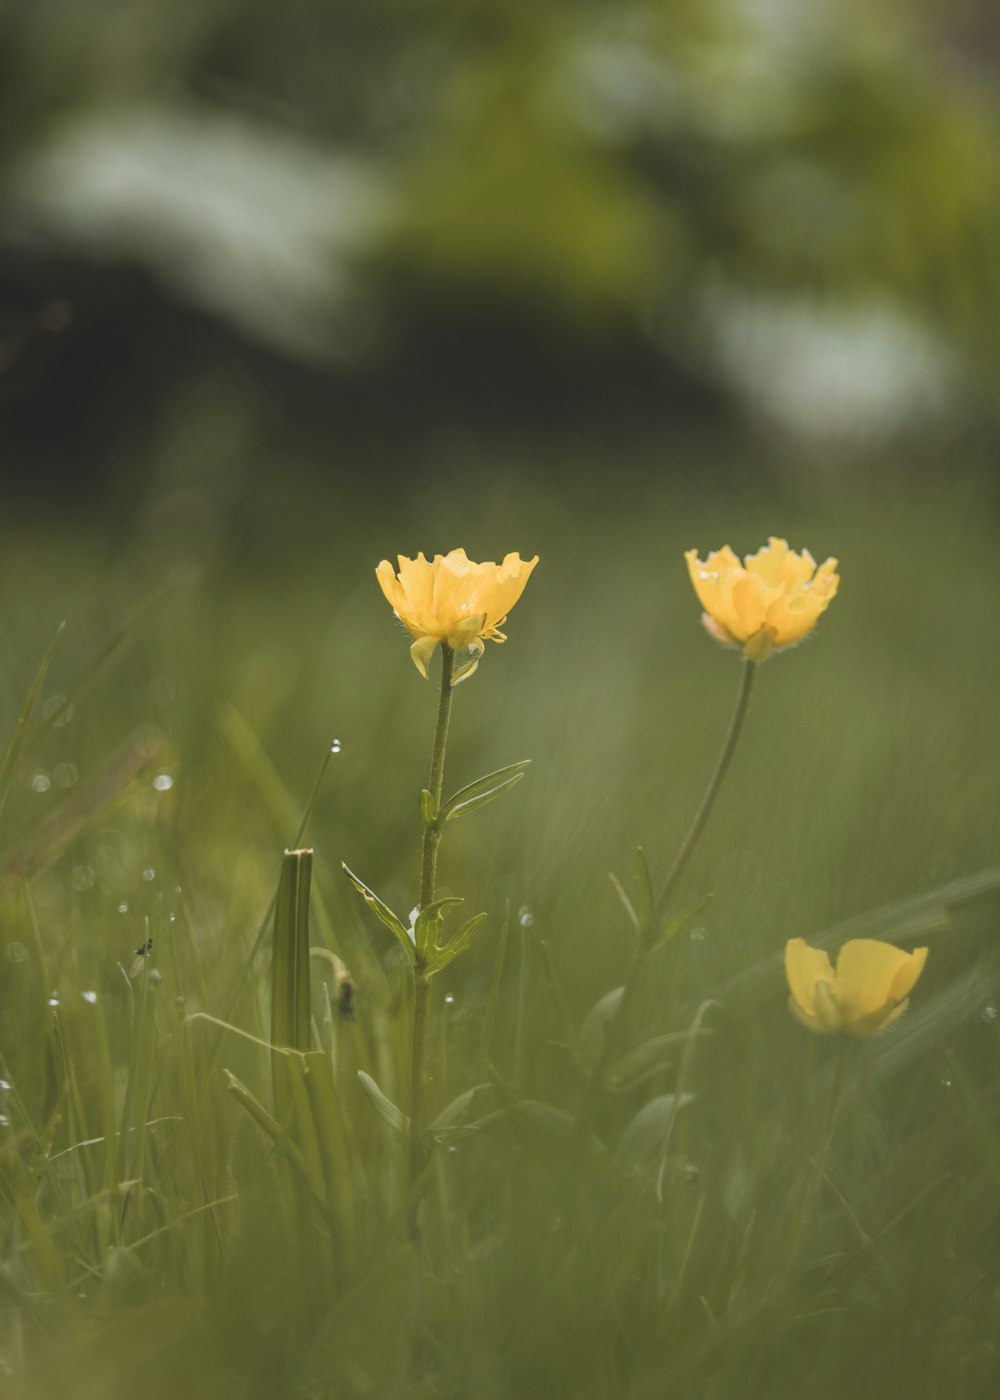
703,290,959,441
1,107,392,359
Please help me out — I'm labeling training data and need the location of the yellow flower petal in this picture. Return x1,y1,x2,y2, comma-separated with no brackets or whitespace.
378,549,537,674
687,540,839,654
833,939,920,1026
784,939,836,1023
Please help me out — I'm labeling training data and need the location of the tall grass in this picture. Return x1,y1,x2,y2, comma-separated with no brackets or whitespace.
0,465,998,1399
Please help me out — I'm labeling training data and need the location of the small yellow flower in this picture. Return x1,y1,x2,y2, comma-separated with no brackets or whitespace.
785,937,928,1036
376,548,538,682
685,537,839,660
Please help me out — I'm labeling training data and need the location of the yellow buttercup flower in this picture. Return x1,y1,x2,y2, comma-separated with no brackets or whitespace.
685,537,839,661
785,937,928,1036
376,548,538,681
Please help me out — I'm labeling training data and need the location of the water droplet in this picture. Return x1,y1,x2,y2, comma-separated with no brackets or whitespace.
46,994,59,1008
149,968,162,985
54,762,79,788
0,1114,10,1128
71,865,95,892
982,1005,998,1022
689,926,707,942
175,995,185,1008
152,774,174,792
6,942,26,964
330,738,342,754
142,868,156,882
118,903,129,914
0,1079,11,1093
31,772,51,794
444,993,455,1005
82,990,97,1005
940,1078,953,1088
519,907,534,928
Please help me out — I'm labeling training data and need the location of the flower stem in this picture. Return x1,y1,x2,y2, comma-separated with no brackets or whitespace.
652,654,756,924
408,642,455,1194
581,657,757,1116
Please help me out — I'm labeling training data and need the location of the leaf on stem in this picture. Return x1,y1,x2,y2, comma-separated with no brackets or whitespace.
357,1071,407,1133
341,863,415,963
439,760,531,823
426,912,488,974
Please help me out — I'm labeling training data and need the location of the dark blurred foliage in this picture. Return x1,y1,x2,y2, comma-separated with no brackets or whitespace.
1,0,999,513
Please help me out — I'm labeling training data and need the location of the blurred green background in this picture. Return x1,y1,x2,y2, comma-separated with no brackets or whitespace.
2,1,1000,1398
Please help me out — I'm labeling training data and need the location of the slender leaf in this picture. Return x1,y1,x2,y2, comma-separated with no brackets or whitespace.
357,1071,407,1133
604,1030,710,1093
578,987,624,1070
439,760,531,823
414,896,464,956
419,788,437,828
341,863,415,962
426,912,488,974
653,894,713,949
615,1093,695,1166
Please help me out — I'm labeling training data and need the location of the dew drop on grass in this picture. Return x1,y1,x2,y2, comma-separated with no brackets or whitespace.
444,993,455,1005
331,738,342,754
46,995,59,1008
31,772,51,793
941,1078,953,1088
118,903,129,914
519,907,534,928
82,991,97,1005
153,774,174,792
690,927,707,942
0,1115,10,1128
0,1079,11,1093
142,868,156,882
981,1005,998,1022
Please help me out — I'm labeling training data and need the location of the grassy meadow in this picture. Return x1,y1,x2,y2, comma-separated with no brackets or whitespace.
0,460,999,1399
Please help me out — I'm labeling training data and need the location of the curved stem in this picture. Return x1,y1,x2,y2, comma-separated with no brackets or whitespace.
409,643,455,1195
653,654,756,924
581,657,757,1118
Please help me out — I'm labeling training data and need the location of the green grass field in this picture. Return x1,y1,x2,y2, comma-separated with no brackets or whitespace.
1,461,998,1399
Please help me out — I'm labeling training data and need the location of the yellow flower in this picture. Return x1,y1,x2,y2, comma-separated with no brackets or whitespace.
685,537,839,661
376,549,538,681
785,937,928,1036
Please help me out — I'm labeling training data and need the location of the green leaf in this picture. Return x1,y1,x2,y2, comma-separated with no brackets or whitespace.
577,987,624,1070
428,1083,494,1135
439,761,531,823
419,788,437,828
604,1030,710,1093
615,1093,695,1166
357,1071,407,1133
271,850,313,1119
341,863,415,963
426,912,488,974
633,847,654,935
514,1100,576,1138
608,873,639,932
414,896,464,956
653,894,713,949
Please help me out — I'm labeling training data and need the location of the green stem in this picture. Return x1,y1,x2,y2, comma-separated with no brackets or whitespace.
408,643,455,1193
580,657,757,1123
653,654,756,924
